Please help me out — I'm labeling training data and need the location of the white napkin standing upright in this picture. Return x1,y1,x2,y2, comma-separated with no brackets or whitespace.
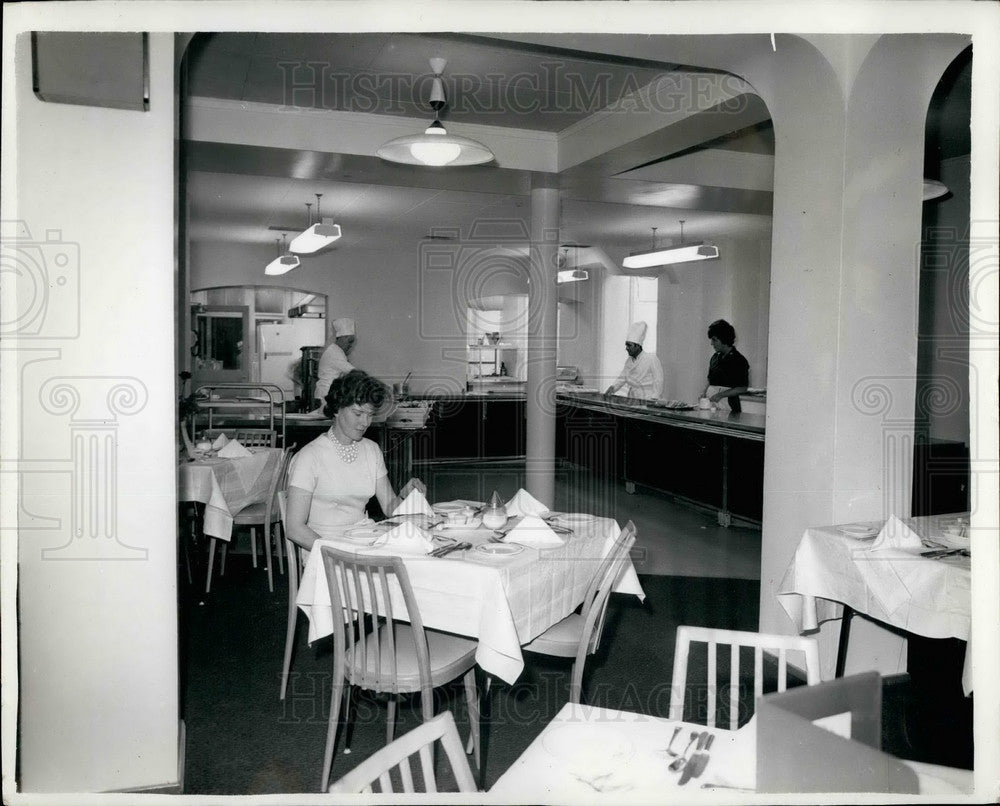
217,439,252,458
211,432,230,450
504,514,564,547
381,522,435,555
868,514,923,552
505,488,550,518
391,489,435,517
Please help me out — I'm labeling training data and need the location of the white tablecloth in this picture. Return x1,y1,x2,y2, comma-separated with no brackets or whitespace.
177,448,282,540
776,513,972,693
490,702,973,799
295,512,645,684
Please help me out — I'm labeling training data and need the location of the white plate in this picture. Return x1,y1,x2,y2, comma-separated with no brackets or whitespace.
474,542,524,558
839,524,879,539
541,723,634,771
339,528,389,546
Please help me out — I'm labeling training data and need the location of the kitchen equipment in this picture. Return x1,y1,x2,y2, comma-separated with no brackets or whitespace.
257,319,326,400
386,400,432,429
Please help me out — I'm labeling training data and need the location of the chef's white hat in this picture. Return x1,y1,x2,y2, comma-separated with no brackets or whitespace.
333,318,356,336
626,321,647,344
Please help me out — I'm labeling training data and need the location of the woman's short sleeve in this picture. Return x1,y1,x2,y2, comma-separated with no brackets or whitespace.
287,448,318,493
368,441,388,480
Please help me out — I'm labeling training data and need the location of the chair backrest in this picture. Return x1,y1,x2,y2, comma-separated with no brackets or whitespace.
319,545,434,711
234,428,277,448
568,520,637,703
260,447,294,526
669,626,822,730
199,427,277,448
328,711,476,794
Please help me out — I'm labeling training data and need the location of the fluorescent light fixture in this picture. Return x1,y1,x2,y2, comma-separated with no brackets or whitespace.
291,221,341,254
557,269,589,283
265,254,301,276
265,234,300,275
624,221,720,269
290,193,342,254
623,244,719,269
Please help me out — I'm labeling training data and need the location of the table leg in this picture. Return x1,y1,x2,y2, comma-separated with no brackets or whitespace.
835,605,854,678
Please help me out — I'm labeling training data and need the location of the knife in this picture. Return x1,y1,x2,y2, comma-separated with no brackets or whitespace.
688,733,715,781
678,732,709,785
431,541,470,558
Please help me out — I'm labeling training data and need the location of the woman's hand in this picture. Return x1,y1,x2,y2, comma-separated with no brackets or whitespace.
398,477,426,499
709,391,723,403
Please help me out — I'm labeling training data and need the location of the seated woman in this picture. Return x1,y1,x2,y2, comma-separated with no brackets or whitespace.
286,369,423,549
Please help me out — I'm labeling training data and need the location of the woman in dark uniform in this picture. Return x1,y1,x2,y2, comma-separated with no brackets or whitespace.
702,319,750,413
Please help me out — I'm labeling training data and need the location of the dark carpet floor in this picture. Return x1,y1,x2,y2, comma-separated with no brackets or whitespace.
178,554,972,795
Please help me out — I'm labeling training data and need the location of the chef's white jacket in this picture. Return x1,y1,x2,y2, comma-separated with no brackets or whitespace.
610,350,664,399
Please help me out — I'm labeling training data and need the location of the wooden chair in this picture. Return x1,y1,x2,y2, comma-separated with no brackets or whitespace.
669,626,822,730
328,711,476,794
522,520,638,703
318,545,481,792
277,490,310,701
206,446,292,593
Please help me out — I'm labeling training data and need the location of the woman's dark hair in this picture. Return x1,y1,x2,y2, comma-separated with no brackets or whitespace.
707,319,737,346
323,369,388,418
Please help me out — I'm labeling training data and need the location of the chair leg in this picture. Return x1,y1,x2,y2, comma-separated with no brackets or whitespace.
320,677,345,792
568,659,582,705
342,683,355,754
280,552,298,701
250,526,258,568
205,538,217,593
182,531,193,586
274,523,285,575
466,675,492,753
463,669,481,771
386,695,397,744
220,540,228,575
264,527,274,593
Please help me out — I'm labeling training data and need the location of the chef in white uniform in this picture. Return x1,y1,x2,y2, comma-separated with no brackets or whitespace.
604,321,664,400
313,317,357,410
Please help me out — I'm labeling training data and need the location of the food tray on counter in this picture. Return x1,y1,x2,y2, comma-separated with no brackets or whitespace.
647,400,695,411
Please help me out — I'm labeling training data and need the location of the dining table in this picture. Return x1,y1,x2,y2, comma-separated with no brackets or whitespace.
177,447,283,540
776,512,972,694
295,505,645,684
489,701,974,799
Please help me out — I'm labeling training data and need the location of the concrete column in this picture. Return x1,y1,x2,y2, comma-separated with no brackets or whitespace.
525,176,560,506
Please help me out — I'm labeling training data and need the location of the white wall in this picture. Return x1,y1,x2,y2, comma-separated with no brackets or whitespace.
8,33,179,791
657,233,772,402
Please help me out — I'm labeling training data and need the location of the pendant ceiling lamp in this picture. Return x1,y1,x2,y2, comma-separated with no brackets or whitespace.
265,234,300,276
377,58,494,167
623,221,720,269
290,193,342,254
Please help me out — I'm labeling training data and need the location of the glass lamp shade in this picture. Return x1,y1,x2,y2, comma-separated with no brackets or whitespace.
290,222,342,254
622,243,719,269
264,254,300,276
377,123,494,167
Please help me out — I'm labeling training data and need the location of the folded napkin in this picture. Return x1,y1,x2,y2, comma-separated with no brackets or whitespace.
211,432,230,450
217,439,252,459
392,489,435,517
382,521,435,555
504,514,564,547
868,514,922,552
505,488,550,518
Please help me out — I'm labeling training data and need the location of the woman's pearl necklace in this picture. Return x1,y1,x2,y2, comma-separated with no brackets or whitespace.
326,431,359,463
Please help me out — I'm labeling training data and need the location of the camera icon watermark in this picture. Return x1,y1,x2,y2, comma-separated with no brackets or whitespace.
0,220,80,339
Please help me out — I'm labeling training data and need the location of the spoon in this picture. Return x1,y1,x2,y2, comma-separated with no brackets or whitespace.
669,731,700,771
664,726,682,756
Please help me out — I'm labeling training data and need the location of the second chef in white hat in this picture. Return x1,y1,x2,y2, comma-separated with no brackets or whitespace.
313,317,357,410
604,321,664,400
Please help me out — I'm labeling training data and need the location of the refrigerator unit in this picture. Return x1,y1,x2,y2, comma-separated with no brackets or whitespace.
257,319,326,401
